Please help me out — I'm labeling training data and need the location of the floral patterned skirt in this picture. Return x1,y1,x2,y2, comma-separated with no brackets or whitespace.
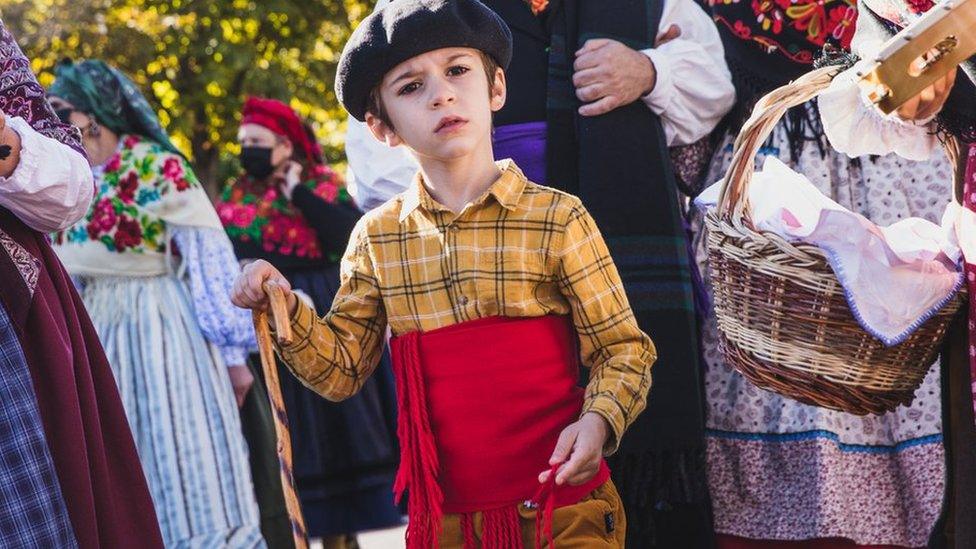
695,111,953,547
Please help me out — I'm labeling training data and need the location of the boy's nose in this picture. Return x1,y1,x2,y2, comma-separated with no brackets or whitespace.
429,80,457,109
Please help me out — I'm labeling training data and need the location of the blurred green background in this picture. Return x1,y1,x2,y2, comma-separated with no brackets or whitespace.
1,0,375,195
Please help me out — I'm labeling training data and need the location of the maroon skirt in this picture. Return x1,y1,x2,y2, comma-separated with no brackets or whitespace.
0,209,162,548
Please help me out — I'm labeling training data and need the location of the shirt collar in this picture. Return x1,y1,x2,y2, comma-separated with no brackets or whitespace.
398,159,527,222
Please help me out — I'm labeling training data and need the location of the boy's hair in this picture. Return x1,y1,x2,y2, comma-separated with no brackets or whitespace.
365,51,501,131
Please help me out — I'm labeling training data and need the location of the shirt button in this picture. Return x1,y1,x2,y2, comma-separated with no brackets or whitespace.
451,225,460,232
458,296,469,306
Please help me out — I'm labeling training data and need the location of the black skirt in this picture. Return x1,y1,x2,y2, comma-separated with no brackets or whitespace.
276,264,401,537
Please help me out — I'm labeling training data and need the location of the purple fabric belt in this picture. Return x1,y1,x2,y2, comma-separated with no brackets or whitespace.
492,121,547,185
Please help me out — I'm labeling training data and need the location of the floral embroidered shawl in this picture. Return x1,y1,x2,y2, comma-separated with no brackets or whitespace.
53,134,221,276
216,163,351,262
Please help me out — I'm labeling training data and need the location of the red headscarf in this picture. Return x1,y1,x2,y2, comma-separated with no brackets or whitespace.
241,96,324,166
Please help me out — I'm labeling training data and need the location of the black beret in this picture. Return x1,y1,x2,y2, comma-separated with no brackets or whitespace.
336,0,513,121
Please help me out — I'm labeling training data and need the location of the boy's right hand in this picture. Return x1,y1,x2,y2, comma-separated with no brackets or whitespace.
231,259,297,315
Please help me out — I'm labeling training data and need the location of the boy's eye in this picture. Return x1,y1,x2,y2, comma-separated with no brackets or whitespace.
398,81,421,96
447,65,470,77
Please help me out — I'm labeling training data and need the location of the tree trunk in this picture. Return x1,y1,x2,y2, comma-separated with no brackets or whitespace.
192,136,220,199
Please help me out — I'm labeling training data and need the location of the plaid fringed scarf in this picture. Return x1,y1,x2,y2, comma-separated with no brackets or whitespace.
543,1,712,547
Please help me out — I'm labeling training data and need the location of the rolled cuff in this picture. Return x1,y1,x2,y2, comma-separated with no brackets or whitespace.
581,396,627,456
640,48,674,116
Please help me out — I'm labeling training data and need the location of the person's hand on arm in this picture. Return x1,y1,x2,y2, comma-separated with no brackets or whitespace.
277,160,303,201
540,412,611,486
227,366,255,407
231,259,298,315
572,25,681,117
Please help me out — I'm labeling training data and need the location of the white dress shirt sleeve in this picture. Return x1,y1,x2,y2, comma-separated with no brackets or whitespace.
818,17,940,161
344,118,418,212
0,116,93,232
640,0,736,146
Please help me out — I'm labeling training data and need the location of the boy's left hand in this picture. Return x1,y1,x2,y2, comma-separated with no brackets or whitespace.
539,412,610,486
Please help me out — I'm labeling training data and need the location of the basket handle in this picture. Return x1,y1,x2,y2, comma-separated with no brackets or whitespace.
714,66,964,222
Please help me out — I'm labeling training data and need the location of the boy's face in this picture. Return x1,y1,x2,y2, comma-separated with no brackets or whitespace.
366,47,506,163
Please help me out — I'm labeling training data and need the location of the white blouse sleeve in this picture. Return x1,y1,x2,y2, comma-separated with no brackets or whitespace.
0,116,93,232
818,16,940,161
640,0,736,146
171,226,255,367
345,116,418,212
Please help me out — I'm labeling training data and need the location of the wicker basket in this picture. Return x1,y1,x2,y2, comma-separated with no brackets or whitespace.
705,66,967,415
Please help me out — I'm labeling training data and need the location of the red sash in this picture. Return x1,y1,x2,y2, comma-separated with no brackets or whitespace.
390,315,610,548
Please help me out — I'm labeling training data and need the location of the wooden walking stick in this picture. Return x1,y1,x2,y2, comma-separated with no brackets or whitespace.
253,282,309,549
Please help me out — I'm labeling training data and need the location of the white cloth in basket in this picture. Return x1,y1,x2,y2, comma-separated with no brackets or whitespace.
695,156,963,346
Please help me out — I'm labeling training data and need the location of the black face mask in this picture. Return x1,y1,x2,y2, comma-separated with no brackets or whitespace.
239,146,275,180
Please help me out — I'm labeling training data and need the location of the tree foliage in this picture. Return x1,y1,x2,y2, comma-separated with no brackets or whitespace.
2,0,372,194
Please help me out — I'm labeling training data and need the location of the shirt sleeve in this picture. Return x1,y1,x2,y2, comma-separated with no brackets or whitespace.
555,201,657,454
344,116,418,212
0,116,93,232
818,0,940,161
274,217,388,401
819,66,940,161
640,0,736,146
171,226,256,367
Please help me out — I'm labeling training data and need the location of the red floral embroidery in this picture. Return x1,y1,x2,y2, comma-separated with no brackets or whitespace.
527,0,548,15
88,198,117,236
117,172,139,204
907,0,934,13
752,0,787,34
104,153,121,174
114,216,143,251
784,0,830,46
713,0,857,64
54,134,203,255
233,203,258,229
828,4,858,49
217,167,353,261
162,157,190,191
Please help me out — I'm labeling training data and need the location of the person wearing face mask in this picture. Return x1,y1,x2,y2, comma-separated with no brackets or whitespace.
216,97,402,548
47,59,265,548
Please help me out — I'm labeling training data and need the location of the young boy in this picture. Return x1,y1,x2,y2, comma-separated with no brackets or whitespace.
232,1,655,546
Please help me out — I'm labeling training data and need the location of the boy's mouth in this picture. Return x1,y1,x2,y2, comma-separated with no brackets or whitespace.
434,116,468,134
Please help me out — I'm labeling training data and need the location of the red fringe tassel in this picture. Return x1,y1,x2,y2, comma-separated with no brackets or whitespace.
483,506,523,548
530,464,560,548
392,333,444,549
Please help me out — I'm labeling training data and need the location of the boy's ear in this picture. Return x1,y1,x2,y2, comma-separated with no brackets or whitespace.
490,67,507,113
365,111,403,147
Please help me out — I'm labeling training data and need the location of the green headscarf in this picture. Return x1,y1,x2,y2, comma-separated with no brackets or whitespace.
48,59,182,156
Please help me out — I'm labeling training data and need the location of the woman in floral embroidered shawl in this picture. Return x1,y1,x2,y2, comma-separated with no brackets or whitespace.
216,97,402,545
48,59,265,548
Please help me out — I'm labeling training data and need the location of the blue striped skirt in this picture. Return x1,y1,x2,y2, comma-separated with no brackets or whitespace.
80,275,264,548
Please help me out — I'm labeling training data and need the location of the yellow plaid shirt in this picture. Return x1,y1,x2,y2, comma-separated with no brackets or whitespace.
277,160,656,451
